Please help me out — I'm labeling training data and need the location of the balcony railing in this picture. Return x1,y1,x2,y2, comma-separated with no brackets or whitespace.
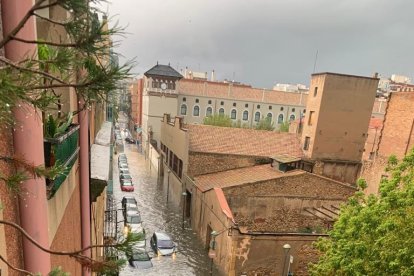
44,124,80,199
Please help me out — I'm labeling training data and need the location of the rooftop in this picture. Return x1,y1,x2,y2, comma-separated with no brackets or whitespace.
178,78,308,106
188,124,303,158
311,72,380,80
193,164,304,192
144,64,183,79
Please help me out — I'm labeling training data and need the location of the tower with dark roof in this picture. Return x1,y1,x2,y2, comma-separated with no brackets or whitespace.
141,63,183,156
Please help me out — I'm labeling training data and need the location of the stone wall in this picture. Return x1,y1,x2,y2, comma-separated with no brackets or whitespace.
187,152,270,177
231,234,320,276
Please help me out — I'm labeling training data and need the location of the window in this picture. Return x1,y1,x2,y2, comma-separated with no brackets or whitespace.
280,107,284,111
168,150,173,168
277,114,284,124
314,87,318,97
195,98,199,103
267,113,272,120
167,82,175,89
257,105,260,109
220,101,224,105
289,114,296,121
173,154,178,174
245,104,248,108
308,111,315,126
254,111,260,122
183,97,186,102
180,104,187,115
231,109,237,119
303,109,306,113
292,108,295,112
208,100,212,104
233,102,236,107
178,159,183,178
304,136,310,150
269,106,272,110
206,107,213,116
219,108,225,116
193,105,200,116
243,110,249,121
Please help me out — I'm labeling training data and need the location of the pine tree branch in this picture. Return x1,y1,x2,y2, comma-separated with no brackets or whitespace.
0,0,59,49
0,254,34,276
33,13,68,27
10,36,77,48
0,56,67,84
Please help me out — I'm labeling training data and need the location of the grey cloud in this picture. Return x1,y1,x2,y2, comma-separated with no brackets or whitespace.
108,0,414,87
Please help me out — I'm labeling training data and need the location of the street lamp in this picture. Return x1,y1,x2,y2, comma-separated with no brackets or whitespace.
182,191,187,229
166,169,171,203
282,243,291,276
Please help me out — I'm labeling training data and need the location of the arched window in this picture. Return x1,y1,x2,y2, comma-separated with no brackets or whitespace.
231,109,237,119
180,104,187,115
278,114,284,124
206,107,213,117
243,110,249,121
254,112,261,122
193,105,200,116
289,114,295,121
219,108,225,116
267,113,273,120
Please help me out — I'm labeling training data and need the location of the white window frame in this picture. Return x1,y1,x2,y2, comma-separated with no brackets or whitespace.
277,113,284,124
193,105,200,117
242,110,249,121
230,109,237,120
254,111,261,122
180,104,187,116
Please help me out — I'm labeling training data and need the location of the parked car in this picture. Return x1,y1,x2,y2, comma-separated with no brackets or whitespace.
128,248,153,269
118,154,127,162
120,174,132,184
150,232,176,256
123,203,139,218
122,196,137,210
121,179,134,192
125,213,144,234
125,137,135,144
119,168,130,175
119,162,128,170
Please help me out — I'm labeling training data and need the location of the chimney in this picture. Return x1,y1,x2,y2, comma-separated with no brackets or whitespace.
205,72,208,80
184,66,188,78
373,72,379,78
211,70,215,82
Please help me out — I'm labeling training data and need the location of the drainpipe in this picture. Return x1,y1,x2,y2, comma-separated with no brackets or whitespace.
2,0,51,274
78,97,91,276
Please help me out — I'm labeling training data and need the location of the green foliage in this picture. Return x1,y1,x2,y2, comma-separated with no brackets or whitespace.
44,112,73,138
203,114,233,127
279,121,290,132
309,148,414,276
48,267,70,276
255,116,275,131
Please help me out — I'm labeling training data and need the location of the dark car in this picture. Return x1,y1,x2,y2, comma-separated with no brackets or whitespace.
128,248,153,269
125,137,136,144
120,174,132,184
150,232,176,256
122,196,137,210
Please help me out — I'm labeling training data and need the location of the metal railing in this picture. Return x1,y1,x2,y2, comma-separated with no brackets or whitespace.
44,124,80,199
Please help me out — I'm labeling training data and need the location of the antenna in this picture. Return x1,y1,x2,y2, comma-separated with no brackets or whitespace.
313,50,318,73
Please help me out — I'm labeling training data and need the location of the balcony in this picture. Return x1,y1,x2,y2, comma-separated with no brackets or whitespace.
44,124,80,199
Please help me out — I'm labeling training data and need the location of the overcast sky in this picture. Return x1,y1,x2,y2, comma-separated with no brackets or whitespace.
106,0,413,88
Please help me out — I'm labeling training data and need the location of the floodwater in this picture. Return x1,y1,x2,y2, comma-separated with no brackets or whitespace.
113,122,216,275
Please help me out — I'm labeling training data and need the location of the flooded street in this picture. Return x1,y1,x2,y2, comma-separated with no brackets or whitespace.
113,128,215,275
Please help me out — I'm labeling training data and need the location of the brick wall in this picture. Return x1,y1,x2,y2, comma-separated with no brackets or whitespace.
0,128,24,275
187,152,270,177
50,181,82,275
377,92,414,159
